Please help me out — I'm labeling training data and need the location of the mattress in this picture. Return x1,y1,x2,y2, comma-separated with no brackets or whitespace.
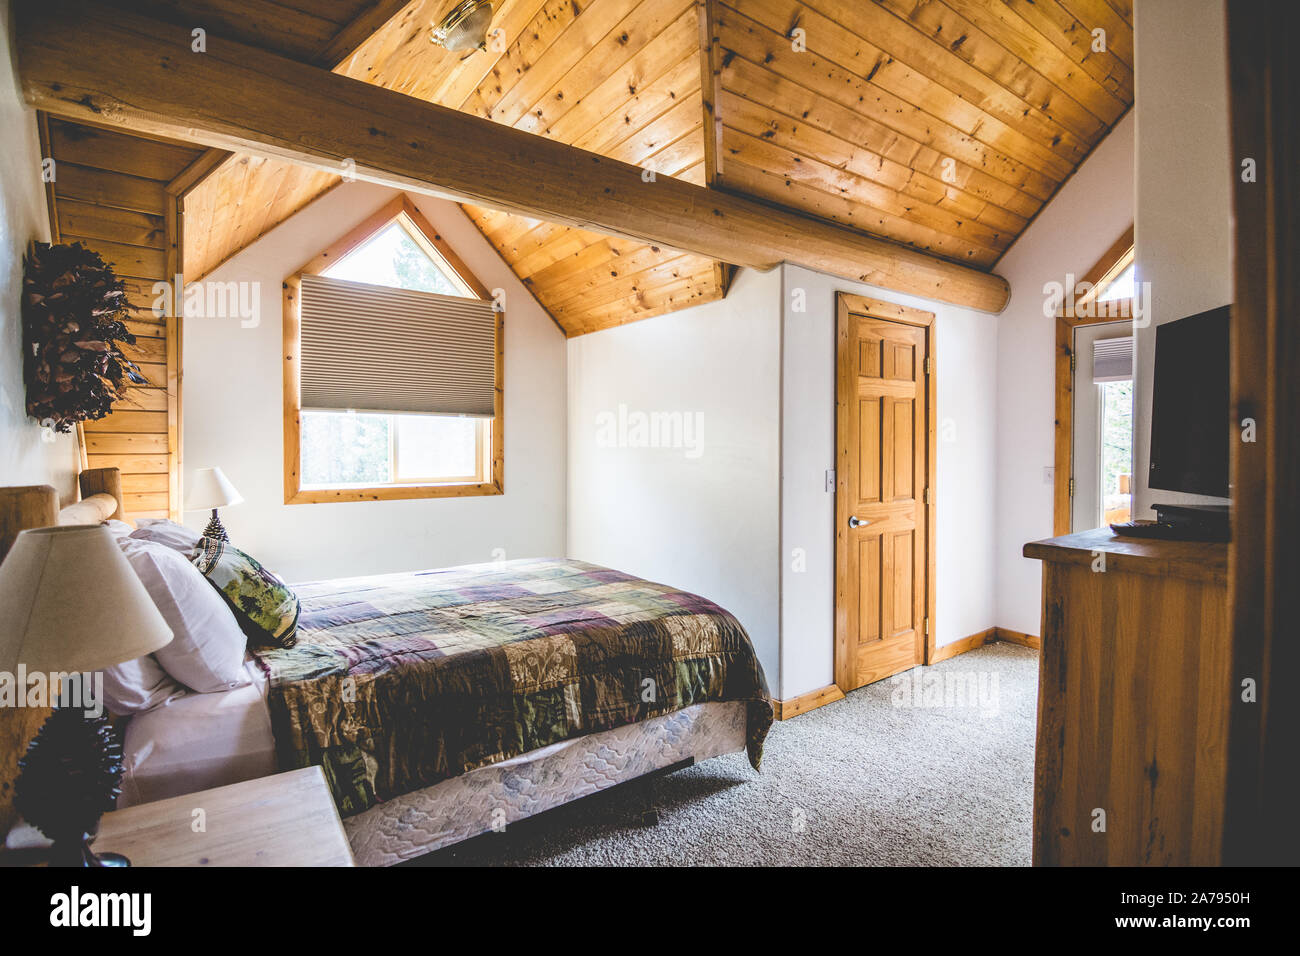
119,659,275,807
118,670,748,865
346,699,749,866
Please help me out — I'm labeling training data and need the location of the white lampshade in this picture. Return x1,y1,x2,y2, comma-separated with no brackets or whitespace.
0,525,173,673
185,466,244,512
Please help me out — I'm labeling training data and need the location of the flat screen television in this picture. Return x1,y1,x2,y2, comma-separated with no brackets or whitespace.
1148,305,1230,498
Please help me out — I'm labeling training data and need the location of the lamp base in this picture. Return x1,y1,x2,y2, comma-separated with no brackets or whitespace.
49,837,131,868
202,509,229,541
15,705,129,868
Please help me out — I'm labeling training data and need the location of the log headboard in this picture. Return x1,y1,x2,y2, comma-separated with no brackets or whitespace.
0,466,125,836
0,466,125,562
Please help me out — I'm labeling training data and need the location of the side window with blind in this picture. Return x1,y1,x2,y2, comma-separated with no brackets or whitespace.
283,196,503,504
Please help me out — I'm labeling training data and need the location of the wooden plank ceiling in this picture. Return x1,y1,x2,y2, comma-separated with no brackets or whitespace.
711,0,1133,268
161,0,1132,332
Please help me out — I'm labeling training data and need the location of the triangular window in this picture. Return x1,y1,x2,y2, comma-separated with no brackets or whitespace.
1097,262,1135,303
323,215,475,298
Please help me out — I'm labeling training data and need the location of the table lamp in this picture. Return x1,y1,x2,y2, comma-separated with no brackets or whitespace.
185,466,243,541
0,525,173,866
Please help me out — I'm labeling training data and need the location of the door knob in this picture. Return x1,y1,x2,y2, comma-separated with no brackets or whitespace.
849,515,870,528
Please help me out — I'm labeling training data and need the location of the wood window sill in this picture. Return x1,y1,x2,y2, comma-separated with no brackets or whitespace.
285,481,502,504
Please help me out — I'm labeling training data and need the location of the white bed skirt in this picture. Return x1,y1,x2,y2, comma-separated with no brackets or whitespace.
345,700,750,867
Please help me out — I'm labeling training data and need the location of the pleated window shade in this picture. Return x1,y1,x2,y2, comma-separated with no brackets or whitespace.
299,274,496,417
1092,335,1134,383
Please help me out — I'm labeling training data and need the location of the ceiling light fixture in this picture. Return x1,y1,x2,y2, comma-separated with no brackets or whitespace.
431,0,496,52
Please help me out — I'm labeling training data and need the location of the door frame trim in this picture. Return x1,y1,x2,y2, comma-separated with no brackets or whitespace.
834,293,937,694
1062,318,1135,532
1052,224,1135,535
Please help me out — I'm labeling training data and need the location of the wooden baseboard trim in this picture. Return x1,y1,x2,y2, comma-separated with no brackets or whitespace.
992,627,1041,649
928,626,1042,664
773,683,845,720
929,628,996,663
775,627,1042,720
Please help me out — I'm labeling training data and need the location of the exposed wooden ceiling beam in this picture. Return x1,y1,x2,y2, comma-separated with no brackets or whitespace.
17,0,1010,313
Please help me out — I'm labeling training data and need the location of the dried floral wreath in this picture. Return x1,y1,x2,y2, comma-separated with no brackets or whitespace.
22,241,146,433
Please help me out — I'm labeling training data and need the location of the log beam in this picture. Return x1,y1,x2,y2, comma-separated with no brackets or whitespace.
16,0,1010,313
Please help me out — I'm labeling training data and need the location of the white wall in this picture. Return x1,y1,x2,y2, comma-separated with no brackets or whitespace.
566,268,782,689
993,112,1136,637
0,0,78,498
565,260,1009,700
1132,0,1233,516
779,263,999,698
182,182,566,581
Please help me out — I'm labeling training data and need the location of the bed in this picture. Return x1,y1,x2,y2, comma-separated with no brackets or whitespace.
0,468,774,866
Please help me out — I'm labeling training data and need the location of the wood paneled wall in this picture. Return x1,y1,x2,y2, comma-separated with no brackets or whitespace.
39,117,205,520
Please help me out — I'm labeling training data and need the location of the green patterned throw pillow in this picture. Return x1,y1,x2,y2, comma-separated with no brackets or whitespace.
190,537,300,648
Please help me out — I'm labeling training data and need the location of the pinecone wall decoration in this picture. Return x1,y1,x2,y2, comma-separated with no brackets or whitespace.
21,241,147,432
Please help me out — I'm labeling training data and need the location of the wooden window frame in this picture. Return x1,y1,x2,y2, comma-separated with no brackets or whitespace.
283,194,504,505
832,293,938,675
1053,224,1134,535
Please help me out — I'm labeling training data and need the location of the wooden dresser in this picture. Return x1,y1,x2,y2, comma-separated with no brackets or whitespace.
1023,529,1231,866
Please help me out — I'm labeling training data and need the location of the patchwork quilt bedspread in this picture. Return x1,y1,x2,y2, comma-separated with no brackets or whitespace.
253,558,773,816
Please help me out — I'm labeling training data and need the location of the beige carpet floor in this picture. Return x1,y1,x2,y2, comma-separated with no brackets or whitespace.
412,643,1039,867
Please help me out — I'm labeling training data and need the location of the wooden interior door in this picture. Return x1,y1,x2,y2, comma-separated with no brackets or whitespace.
835,295,933,692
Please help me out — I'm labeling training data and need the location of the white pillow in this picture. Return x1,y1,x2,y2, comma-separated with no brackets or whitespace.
130,517,201,555
102,655,185,716
102,519,134,540
117,537,251,694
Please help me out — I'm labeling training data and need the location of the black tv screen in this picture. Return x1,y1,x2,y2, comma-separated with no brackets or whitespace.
1148,305,1230,498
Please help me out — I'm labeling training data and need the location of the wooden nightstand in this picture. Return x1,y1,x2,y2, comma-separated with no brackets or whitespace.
91,766,355,867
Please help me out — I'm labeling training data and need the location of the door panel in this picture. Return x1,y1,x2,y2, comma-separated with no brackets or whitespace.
857,398,881,502
891,531,914,636
887,341,915,381
893,398,914,499
860,339,881,377
836,301,931,692
857,536,881,643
